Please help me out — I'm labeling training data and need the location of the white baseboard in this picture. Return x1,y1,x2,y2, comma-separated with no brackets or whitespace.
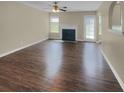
0,37,48,58
77,39,85,41
100,47,124,91
77,39,98,43
96,40,102,44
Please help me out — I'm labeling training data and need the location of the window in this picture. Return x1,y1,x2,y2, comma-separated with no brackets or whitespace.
50,16,59,33
99,16,102,35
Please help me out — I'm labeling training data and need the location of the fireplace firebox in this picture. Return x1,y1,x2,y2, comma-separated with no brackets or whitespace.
62,29,75,41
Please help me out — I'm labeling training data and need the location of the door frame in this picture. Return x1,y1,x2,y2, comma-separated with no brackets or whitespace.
83,15,97,42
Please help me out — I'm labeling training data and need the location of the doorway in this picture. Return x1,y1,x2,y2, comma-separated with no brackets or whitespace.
84,15,96,41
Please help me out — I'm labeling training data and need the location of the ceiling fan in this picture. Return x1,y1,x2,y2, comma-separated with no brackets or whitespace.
52,2,67,12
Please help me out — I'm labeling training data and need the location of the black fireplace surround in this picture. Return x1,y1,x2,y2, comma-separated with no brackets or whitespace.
62,29,76,41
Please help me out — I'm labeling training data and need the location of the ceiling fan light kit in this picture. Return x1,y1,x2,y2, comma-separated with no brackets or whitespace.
52,2,67,13
52,5,60,12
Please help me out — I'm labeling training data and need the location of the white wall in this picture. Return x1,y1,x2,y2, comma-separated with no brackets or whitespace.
0,1,49,56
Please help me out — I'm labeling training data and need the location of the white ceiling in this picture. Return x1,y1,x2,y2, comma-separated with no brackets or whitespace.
20,1,103,12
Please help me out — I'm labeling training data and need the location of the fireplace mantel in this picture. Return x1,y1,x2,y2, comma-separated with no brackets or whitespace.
60,24,77,40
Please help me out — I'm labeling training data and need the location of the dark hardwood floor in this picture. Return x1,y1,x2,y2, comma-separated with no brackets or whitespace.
0,40,122,92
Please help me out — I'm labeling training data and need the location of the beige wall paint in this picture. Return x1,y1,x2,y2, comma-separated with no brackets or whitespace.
0,1,49,55
49,12,97,41
112,4,121,26
98,1,124,86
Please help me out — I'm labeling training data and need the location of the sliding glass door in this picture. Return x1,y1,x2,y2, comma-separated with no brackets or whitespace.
84,15,96,41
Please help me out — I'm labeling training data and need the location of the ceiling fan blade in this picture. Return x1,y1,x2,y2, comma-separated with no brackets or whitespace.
62,6,67,9
60,8,67,12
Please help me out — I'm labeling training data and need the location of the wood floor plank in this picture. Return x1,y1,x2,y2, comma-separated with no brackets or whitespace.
0,40,122,91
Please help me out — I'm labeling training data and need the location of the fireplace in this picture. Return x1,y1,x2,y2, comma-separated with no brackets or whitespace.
62,29,76,41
